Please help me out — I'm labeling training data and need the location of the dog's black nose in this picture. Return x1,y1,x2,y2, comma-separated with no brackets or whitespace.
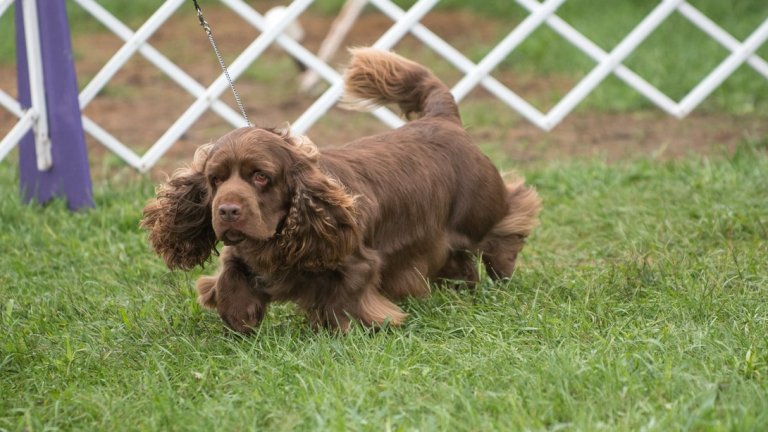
218,203,242,222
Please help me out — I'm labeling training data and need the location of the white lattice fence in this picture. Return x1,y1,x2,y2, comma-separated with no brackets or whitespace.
1,0,767,173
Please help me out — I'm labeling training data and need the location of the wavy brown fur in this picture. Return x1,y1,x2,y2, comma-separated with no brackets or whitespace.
142,48,540,334
278,164,361,271
140,145,217,270
341,47,460,122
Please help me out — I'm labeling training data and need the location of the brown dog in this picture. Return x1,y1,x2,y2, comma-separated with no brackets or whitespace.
141,48,541,333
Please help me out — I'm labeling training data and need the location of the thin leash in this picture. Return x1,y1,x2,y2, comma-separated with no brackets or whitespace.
191,0,252,127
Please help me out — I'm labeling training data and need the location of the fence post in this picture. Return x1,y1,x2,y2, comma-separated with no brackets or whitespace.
14,0,93,210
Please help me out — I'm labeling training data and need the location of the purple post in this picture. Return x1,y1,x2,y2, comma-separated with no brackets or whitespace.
15,0,93,210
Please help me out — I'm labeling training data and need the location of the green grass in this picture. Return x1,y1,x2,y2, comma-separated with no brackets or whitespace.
1,142,767,430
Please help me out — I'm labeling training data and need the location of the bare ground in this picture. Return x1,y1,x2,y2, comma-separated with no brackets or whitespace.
1,5,766,178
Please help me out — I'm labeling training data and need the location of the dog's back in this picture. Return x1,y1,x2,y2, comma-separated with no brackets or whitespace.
333,49,509,244
332,49,541,294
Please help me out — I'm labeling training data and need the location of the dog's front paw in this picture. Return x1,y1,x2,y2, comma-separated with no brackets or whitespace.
217,296,266,335
196,276,219,309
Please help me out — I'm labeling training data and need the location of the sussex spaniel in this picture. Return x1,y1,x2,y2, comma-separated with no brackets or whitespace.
141,48,541,334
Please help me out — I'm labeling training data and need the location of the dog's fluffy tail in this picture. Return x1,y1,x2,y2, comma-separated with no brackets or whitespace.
341,48,460,123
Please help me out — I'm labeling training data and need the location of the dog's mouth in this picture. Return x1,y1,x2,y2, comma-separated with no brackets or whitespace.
221,229,247,246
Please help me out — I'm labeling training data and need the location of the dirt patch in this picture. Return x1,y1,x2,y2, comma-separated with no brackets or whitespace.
1,6,766,177
498,111,767,163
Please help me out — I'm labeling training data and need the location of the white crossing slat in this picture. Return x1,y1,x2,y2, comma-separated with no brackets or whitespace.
0,10,24,159
545,0,683,127
78,0,185,108
678,3,768,80
452,0,567,103
368,0,548,127
0,89,23,118
678,18,768,116
217,0,403,130
291,0,441,134
0,109,35,162
74,0,246,127
0,0,12,19
516,0,680,117
140,0,316,171
81,117,144,169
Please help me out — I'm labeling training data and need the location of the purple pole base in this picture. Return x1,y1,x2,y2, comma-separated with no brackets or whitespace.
15,0,93,211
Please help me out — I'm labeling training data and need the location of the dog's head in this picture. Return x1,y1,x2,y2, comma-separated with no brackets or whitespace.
141,127,360,271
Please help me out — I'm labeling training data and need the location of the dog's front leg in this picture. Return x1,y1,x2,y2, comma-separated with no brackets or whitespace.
195,253,269,334
307,248,407,331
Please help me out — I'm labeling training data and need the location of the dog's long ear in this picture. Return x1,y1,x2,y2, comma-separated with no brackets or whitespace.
278,143,360,271
141,144,217,270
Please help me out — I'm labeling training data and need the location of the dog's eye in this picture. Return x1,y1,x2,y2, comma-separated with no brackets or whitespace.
210,176,222,187
253,172,270,187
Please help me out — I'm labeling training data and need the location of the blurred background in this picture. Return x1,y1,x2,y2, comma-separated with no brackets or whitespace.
1,0,767,177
